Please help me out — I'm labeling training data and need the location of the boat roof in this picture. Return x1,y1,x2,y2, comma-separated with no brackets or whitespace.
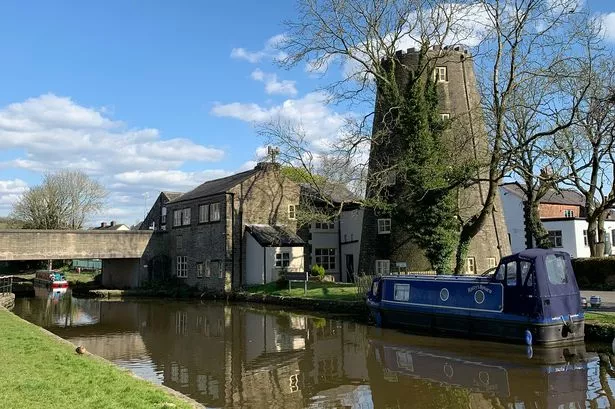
508,248,567,260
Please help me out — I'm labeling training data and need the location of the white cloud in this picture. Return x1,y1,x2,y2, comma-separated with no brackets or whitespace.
601,12,615,42
0,94,224,176
0,179,28,210
230,34,288,63
250,69,298,96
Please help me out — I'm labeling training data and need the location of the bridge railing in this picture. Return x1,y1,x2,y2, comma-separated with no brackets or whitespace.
0,275,13,295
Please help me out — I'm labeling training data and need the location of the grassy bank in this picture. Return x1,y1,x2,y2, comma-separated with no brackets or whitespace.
0,308,195,409
243,281,362,301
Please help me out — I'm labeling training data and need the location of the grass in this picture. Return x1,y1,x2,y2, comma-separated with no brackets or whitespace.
243,281,362,301
586,311,615,325
0,309,194,409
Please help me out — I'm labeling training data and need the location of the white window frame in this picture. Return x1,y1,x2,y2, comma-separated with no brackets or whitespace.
440,113,450,120
205,259,211,278
375,260,390,275
563,209,574,218
199,204,209,223
487,257,497,269
176,256,187,278
394,283,410,301
196,262,203,278
377,218,391,234
583,230,588,247
210,203,221,222
183,208,191,225
315,248,336,270
434,66,447,82
161,206,167,224
466,257,476,274
548,230,563,248
275,252,290,268
288,204,297,220
173,210,181,227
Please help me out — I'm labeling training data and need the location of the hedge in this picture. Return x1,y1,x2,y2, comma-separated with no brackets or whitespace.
572,257,615,290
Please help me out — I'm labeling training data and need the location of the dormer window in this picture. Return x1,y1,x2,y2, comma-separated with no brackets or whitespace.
564,209,574,218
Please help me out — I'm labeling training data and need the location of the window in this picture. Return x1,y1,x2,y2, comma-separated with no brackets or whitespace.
205,259,211,278
520,261,532,287
315,248,336,270
440,113,450,120
210,203,221,221
377,218,391,234
199,204,209,223
183,208,191,225
548,230,563,248
506,261,517,286
466,257,476,274
174,210,182,227
275,252,290,268
176,236,183,250
545,254,568,285
564,209,574,218
487,257,497,269
210,261,223,279
161,207,167,224
584,230,588,246
176,256,187,278
375,260,390,275
288,205,296,220
315,221,335,230
196,262,203,278
434,66,447,82
394,284,410,301
495,263,505,281
612,230,615,247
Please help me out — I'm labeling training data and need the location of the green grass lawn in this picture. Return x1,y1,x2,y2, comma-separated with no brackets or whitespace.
586,311,615,325
244,281,362,301
0,309,194,409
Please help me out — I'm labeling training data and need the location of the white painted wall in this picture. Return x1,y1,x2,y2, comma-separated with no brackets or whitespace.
246,234,305,284
265,246,304,283
309,220,340,279
499,186,526,253
340,209,363,282
542,219,615,258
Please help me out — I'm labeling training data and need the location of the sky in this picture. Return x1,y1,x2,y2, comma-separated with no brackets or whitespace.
0,0,614,226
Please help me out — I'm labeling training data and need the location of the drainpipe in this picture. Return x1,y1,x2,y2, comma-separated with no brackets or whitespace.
263,246,267,284
337,217,343,282
226,192,236,288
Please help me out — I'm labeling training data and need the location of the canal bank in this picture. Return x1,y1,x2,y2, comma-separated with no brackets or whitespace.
0,306,203,409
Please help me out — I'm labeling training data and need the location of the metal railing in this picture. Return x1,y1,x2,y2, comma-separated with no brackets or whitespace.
0,275,13,295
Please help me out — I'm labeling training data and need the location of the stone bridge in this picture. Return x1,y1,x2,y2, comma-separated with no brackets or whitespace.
0,230,155,288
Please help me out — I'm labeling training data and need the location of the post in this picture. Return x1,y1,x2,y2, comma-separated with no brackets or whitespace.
304,271,308,295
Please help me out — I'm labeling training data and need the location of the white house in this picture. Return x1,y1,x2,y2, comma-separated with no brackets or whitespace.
500,183,615,258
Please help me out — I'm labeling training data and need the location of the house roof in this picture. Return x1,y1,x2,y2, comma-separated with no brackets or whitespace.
246,224,305,247
500,183,585,206
300,182,358,205
168,168,260,204
162,191,183,202
93,223,129,230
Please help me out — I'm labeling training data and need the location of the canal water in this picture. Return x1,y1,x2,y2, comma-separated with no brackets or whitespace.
11,288,615,409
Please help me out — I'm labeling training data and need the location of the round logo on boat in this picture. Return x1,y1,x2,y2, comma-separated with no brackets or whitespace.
474,290,485,304
440,288,449,302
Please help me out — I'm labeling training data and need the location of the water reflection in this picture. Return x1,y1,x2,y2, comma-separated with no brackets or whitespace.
11,292,611,408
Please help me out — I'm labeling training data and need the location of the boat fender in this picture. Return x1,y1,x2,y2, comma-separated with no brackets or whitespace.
374,311,383,327
526,346,533,359
561,316,574,333
524,329,533,346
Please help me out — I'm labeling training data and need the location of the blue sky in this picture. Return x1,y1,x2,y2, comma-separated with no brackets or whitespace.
0,0,614,225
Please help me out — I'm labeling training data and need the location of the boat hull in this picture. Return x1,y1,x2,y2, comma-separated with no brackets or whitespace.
367,299,584,346
33,278,69,289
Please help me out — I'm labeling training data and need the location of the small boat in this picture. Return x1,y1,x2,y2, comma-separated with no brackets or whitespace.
366,248,584,346
33,270,69,289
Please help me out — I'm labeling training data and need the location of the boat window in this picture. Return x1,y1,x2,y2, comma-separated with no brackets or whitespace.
495,264,505,281
394,284,410,301
520,261,532,287
506,261,517,286
545,254,569,285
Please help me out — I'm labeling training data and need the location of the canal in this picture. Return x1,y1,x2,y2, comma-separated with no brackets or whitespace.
11,288,615,408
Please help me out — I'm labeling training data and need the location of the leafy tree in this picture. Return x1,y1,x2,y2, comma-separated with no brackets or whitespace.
11,170,107,229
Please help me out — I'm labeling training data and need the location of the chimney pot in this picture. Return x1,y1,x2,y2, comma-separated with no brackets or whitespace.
110,221,115,226
101,222,107,228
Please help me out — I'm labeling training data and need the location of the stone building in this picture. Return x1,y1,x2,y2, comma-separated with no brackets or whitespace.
359,46,510,275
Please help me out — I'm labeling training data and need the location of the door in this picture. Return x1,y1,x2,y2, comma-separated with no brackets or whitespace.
345,254,354,282
500,259,538,317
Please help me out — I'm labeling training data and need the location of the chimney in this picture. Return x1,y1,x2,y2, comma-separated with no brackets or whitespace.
255,162,281,172
101,222,107,228
110,221,115,227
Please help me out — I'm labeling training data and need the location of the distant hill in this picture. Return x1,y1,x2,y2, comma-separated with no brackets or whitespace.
0,217,25,229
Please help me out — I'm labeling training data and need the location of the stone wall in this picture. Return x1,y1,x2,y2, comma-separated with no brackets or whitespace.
0,293,15,310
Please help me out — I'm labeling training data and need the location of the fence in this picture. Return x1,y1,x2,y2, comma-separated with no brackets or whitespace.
0,275,13,295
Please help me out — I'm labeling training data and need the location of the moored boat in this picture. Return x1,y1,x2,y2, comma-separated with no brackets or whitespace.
33,270,69,289
366,249,584,345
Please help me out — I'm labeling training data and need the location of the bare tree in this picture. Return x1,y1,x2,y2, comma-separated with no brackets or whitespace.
11,170,107,230
556,60,615,257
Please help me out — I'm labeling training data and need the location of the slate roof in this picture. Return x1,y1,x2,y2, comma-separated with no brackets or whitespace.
500,183,585,206
93,223,129,230
246,224,305,247
300,182,359,205
169,169,259,204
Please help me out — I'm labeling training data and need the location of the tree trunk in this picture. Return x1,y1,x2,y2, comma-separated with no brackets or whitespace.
524,200,550,248
588,217,601,257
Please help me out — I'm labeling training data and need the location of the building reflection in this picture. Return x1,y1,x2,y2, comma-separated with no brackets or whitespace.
12,296,596,409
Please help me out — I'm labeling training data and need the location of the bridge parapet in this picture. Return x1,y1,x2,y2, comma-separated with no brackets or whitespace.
0,230,154,261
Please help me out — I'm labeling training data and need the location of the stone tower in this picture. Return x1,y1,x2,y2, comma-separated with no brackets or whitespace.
358,45,510,275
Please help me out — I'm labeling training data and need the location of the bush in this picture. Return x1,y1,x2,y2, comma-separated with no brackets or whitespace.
572,257,615,290
310,264,326,280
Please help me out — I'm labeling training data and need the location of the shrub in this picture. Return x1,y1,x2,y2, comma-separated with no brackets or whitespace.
310,264,326,280
572,257,615,290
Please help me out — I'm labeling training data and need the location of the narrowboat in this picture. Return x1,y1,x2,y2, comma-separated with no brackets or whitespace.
33,270,69,289
366,249,584,345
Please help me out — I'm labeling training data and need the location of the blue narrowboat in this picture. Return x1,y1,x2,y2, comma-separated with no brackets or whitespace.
366,249,584,345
